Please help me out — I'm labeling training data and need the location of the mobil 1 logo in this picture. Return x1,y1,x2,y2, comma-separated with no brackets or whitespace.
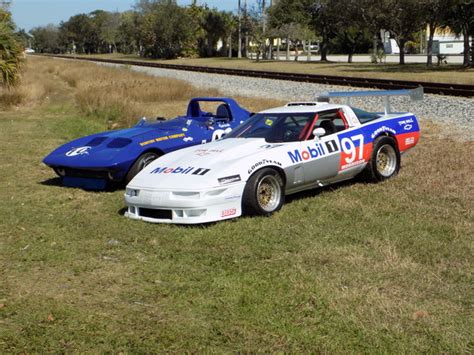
287,139,339,164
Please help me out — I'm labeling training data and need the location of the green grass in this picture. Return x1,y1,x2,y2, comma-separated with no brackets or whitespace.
0,58,472,352
75,53,474,85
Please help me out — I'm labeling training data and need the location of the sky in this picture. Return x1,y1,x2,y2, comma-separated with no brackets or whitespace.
10,0,241,31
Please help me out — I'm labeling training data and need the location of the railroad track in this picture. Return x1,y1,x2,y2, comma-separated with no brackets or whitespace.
36,54,474,97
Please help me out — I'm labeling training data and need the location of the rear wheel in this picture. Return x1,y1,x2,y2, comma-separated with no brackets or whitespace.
361,136,400,182
242,168,285,216
125,151,160,184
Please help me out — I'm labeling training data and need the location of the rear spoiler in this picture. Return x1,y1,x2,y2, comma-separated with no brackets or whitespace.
316,87,424,114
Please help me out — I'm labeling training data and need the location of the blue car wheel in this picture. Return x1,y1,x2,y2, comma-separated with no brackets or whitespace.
126,151,160,183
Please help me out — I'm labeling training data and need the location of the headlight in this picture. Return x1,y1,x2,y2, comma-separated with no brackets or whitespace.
125,188,139,197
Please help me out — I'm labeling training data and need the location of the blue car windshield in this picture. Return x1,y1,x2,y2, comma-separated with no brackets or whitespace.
225,112,315,143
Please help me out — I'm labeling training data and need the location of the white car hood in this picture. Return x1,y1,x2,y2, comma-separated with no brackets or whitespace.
129,138,284,190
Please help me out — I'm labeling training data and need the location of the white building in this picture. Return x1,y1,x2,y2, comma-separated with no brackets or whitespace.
430,29,465,55
382,28,469,55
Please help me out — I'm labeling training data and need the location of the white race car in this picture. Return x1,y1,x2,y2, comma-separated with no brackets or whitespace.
124,89,422,224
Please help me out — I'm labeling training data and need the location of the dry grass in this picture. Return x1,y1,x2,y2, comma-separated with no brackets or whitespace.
0,60,51,109
11,57,284,127
0,56,471,353
49,60,220,127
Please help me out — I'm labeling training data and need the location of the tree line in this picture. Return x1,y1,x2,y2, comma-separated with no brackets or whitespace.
25,0,473,67
266,0,472,66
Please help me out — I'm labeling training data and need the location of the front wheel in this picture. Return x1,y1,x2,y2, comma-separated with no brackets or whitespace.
125,151,160,184
361,136,400,182
242,168,285,216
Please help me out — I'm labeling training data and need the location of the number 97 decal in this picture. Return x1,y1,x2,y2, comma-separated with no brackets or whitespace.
340,134,365,169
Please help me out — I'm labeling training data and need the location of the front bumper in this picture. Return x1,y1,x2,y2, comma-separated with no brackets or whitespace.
124,182,246,224
47,165,128,190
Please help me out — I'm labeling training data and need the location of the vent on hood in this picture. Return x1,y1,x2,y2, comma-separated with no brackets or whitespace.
107,138,132,148
87,137,108,146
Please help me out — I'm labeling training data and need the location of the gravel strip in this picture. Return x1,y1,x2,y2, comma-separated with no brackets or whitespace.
104,62,474,141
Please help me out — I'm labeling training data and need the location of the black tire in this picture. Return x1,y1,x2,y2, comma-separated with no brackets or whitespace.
242,168,285,216
361,136,400,182
125,151,160,184
53,167,65,178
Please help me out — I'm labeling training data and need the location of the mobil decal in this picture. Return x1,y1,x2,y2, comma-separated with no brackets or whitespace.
150,166,211,176
287,139,338,164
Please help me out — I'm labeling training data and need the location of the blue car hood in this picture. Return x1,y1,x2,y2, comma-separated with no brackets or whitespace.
43,118,191,169
115,117,189,138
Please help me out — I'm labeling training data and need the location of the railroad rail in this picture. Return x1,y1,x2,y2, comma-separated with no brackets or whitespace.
35,54,474,97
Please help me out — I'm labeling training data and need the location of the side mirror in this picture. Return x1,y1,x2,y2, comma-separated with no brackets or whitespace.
313,127,326,139
135,116,147,127
206,118,215,129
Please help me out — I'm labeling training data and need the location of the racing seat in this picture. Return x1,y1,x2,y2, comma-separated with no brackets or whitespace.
319,120,337,136
215,104,231,122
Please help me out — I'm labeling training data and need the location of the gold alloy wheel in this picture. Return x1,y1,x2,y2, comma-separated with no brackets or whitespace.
376,144,397,177
256,175,282,212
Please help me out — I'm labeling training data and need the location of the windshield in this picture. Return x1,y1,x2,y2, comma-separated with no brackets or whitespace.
225,112,316,143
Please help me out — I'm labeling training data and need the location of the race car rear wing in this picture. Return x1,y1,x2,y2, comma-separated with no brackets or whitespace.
316,87,424,115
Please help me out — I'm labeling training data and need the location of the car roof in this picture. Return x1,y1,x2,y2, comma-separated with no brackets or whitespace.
259,102,344,114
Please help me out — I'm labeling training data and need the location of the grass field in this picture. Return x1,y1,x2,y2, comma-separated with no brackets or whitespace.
0,57,472,352
75,53,474,85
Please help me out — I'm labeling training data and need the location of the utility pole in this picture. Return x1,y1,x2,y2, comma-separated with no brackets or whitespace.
244,0,248,58
262,0,267,59
238,0,242,58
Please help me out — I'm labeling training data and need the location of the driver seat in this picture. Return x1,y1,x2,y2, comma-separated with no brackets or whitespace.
319,120,337,136
216,104,231,121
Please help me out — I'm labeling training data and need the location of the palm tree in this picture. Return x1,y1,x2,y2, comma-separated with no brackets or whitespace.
0,9,22,88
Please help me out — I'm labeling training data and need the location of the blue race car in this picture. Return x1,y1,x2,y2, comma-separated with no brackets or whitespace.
43,97,251,190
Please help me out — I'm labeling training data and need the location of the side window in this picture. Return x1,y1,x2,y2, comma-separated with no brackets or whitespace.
351,107,380,124
314,109,349,137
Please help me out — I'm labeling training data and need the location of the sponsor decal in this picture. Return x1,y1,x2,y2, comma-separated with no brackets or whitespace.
340,159,365,170
183,137,193,142
212,128,232,141
65,146,91,157
398,118,414,131
265,119,274,126
195,148,224,156
221,208,237,218
405,136,415,146
370,126,396,139
140,133,186,147
260,144,284,150
340,134,366,170
248,159,282,174
287,139,338,164
218,175,241,185
398,118,414,127
150,166,211,176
